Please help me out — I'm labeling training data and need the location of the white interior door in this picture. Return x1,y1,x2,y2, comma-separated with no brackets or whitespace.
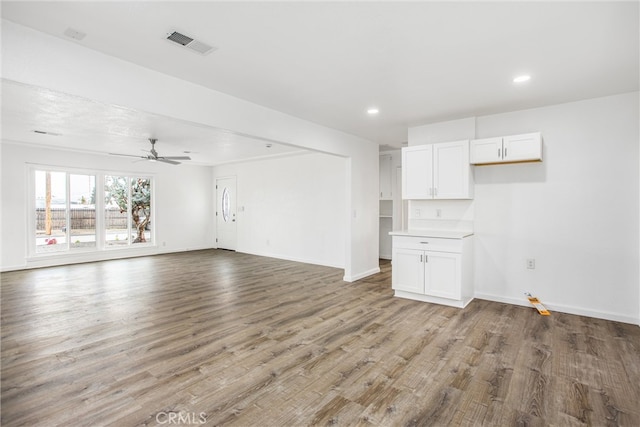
216,176,237,250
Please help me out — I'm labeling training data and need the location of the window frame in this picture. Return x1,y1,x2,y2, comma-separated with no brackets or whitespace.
103,175,154,249
27,164,156,259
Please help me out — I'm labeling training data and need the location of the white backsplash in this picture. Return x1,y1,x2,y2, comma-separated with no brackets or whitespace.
407,199,474,232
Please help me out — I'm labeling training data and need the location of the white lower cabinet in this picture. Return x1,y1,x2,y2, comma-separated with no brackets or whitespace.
391,234,473,308
392,248,426,294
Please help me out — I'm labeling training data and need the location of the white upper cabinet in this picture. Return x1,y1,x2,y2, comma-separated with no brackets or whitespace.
469,137,502,164
402,140,472,200
433,141,471,199
379,154,393,200
503,133,542,162
470,132,542,165
402,145,433,199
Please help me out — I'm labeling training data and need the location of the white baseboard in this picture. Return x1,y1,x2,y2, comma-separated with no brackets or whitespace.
343,266,380,282
1,245,215,272
229,249,382,283
0,263,26,272
238,249,344,270
474,292,640,326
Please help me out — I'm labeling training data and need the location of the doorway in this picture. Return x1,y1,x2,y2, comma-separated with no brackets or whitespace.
216,176,237,250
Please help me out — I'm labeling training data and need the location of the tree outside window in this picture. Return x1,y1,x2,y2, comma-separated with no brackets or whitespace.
104,176,152,245
31,168,154,256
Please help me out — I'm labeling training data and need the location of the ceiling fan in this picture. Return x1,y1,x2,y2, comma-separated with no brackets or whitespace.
109,138,191,165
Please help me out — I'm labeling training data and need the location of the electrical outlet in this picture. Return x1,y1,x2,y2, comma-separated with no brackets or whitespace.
526,259,536,269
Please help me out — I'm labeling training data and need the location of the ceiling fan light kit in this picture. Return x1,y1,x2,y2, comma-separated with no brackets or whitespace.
109,138,191,165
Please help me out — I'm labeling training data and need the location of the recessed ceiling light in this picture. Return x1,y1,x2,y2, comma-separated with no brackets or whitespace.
367,108,379,115
513,75,531,83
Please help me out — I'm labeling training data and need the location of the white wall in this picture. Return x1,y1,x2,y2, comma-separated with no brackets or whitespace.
406,92,639,324
1,142,214,270
214,152,346,268
1,20,380,280
473,92,639,324
408,117,476,146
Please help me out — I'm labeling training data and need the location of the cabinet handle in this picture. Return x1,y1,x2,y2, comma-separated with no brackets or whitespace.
498,148,501,158
420,255,423,263
425,255,428,263
420,241,430,244
504,148,507,157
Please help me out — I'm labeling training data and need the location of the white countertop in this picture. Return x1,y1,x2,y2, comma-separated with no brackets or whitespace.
389,229,474,239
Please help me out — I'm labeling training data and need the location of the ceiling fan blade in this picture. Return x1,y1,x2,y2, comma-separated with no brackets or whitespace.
161,156,191,160
157,158,181,165
112,140,187,165
109,153,145,159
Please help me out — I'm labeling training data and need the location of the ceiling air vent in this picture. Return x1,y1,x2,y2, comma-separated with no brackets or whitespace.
166,30,216,55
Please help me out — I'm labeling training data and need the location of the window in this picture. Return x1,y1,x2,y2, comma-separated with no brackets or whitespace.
221,187,230,222
104,175,152,246
70,174,97,250
34,171,96,254
31,166,154,257
104,176,129,246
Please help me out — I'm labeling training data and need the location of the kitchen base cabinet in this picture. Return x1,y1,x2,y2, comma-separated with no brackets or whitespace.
391,248,425,294
391,233,473,308
426,252,460,300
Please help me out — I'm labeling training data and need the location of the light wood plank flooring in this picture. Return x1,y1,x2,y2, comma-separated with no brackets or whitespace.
2,249,639,426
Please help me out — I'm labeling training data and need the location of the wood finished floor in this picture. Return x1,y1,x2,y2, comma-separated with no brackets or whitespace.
1,250,639,426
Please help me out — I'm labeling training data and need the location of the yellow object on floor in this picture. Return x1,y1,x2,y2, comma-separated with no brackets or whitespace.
525,293,551,316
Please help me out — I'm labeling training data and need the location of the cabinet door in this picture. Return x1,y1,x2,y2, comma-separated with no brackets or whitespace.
503,133,542,163
433,140,471,199
424,251,460,300
470,137,503,164
391,248,425,293
379,154,393,200
402,146,433,199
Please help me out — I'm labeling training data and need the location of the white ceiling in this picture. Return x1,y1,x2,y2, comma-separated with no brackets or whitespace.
2,1,638,162
1,80,306,166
